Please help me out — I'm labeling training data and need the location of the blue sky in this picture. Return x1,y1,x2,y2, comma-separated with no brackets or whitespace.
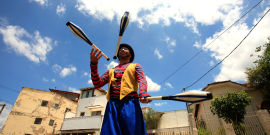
0,0,270,129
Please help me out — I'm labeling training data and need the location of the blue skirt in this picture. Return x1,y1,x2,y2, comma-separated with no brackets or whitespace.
100,97,147,135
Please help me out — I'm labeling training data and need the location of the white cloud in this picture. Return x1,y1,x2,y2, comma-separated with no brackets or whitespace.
0,102,12,131
154,48,163,59
0,17,8,27
60,65,77,78
193,41,202,49
165,83,173,88
170,40,176,46
105,61,119,70
56,3,66,17
82,71,89,76
68,87,80,93
43,77,48,82
165,36,170,43
155,102,167,106
209,60,215,66
29,0,48,7
52,64,77,78
88,80,93,85
54,41,58,46
75,0,243,34
51,79,55,82
52,64,62,73
163,35,176,52
186,88,202,92
0,25,53,64
202,8,270,82
146,76,161,92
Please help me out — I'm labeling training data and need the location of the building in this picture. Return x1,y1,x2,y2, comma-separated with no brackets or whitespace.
60,87,107,135
49,88,80,103
142,106,190,134
0,87,78,135
189,80,270,135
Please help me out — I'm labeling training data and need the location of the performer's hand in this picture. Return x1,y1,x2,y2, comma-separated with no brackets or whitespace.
90,48,102,64
139,97,152,104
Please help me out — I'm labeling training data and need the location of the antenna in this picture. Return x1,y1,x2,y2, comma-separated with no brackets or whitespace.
64,86,70,91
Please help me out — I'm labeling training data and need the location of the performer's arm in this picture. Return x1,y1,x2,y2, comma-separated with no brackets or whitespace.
90,63,109,88
90,48,108,88
135,64,151,98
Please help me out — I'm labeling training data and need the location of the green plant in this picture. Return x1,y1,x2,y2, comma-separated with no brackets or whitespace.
195,118,207,130
143,108,164,130
246,36,270,101
198,127,211,135
214,126,226,135
210,90,251,135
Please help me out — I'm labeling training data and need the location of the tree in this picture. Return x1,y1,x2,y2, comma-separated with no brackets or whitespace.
143,107,164,130
210,90,251,135
245,36,270,101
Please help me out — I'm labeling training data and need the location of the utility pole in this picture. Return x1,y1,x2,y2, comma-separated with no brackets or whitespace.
0,104,6,115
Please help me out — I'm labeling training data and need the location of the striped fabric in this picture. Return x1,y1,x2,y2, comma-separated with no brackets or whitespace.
90,62,150,99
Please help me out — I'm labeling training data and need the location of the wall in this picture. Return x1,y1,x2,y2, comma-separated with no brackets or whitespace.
0,87,77,135
246,90,263,111
66,94,79,100
157,109,189,129
94,90,105,97
76,95,107,117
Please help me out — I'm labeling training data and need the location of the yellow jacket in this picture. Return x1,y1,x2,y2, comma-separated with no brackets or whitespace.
107,63,138,101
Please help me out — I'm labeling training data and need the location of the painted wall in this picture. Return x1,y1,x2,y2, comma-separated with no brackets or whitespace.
66,94,79,100
158,109,189,129
76,93,107,117
0,87,77,135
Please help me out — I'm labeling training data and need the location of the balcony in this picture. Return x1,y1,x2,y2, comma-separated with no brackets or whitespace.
61,115,103,133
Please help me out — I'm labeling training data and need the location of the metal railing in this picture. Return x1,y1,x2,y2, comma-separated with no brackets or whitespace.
147,127,190,135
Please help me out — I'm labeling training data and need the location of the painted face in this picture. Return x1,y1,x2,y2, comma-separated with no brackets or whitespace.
118,47,131,59
119,47,129,52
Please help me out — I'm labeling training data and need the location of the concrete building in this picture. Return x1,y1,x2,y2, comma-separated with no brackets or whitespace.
0,87,78,135
143,106,190,134
60,87,107,135
49,88,80,103
189,80,270,135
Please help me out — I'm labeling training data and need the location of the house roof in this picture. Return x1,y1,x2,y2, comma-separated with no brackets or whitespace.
201,80,248,91
49,88,80,95
80,87,107,94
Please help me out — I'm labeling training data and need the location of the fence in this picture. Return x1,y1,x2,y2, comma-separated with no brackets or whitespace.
193,110,269,135
147,127,190,135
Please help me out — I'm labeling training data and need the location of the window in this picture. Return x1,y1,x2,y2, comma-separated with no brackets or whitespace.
49,119,54,126
41,100,48,107
65,108,71,113
80,112,85,117
81,90,93,99
91,111,101,116
34,118,42,124
54,104,59,110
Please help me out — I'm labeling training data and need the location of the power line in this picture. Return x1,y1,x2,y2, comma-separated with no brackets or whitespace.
151,0,263,90
0,85,21,93
0,98,14,105
185,8,270,89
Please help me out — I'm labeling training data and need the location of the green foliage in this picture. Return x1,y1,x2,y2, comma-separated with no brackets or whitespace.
214,126,226,135
195,118,211,135
210,90,251,125
143,108,164,130
233,123,247,135
197,127,211,135
195,118,207,130
246,36,270,101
